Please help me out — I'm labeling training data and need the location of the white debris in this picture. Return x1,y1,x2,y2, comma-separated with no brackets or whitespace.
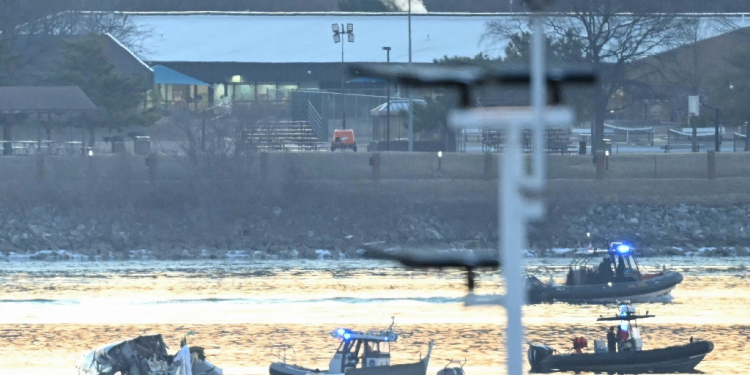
315,249,332,260
226,250,250,259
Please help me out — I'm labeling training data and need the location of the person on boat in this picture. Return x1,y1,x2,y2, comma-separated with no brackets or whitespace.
615,256,626,281
616,325,630,351
607,327,617,353
572,337,588,354
598,257,614,282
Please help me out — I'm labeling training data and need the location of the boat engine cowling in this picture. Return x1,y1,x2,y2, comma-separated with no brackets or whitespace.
527,344,553,369
437,368,465,375
437,359,466,375
525,276,548,303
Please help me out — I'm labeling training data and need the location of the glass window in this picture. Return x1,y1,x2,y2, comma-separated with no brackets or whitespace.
299,82,319,90
234,84,255,101
276,84,299,102
213,84,226,102
196,86,209,102
173,86,189,102
257,83,276,101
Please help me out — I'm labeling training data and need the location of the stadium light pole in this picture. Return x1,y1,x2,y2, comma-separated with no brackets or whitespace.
333,23,354,129
383,47,392,151
407,0,414,152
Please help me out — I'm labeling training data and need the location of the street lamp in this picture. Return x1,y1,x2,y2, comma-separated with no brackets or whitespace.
407,0,414,152
333,23,354,129
383,47,391,151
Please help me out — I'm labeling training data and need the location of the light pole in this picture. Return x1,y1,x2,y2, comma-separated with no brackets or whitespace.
332,23,354,129
407,0,414,152
383,47,391,151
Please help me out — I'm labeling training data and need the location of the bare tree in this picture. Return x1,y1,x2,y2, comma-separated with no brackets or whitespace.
485,0,690,155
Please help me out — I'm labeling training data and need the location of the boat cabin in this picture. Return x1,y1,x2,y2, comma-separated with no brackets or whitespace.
596,302,655,352
327,327,398,374
565,241,641,286
606,242,642,281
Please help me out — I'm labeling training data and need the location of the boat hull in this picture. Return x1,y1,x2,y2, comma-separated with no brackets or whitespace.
526,271,683,303
528,341,713,373
270,358,428,375
270,363,325,375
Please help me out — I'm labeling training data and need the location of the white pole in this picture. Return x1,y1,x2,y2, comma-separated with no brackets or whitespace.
503,15,546,375
529,17,546,188
501,120,525,375
407,0,414,152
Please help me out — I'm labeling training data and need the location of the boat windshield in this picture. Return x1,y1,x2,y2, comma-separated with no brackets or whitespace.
365,341,390,354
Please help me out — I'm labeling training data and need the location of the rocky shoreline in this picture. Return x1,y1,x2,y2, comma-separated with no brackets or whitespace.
2,203,750,262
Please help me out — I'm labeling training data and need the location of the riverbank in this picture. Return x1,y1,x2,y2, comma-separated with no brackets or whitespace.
2,201,750,261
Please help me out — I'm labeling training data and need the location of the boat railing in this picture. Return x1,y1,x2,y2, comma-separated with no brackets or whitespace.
271,344,297,364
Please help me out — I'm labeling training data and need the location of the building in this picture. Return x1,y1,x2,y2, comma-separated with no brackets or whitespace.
127,12,504,141
626,26,750,126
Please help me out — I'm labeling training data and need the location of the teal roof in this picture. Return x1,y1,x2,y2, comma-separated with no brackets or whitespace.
152,64,209,86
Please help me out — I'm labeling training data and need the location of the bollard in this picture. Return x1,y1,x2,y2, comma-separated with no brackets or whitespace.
595,150,605,180
483,152,493,180
707,150,716,180
370,152,380,181
260,152,268,181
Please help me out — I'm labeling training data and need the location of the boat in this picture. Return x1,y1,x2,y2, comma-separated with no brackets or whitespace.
525,241,683,303
527,302,713,373
436,359,467,375
76,333,223,375
270,318,434,375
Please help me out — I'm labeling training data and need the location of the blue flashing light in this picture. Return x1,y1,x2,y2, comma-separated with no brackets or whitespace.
337,328,345,336
616,245,631,254
343,333,351,340
384,337,388,341
620,322,629,331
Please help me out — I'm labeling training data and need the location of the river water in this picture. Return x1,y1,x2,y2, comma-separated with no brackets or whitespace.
1,257,748,375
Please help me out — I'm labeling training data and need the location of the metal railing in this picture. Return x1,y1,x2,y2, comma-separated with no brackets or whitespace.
307,100,325,140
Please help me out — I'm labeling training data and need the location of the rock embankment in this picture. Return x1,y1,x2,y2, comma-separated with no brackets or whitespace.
1,203,750,261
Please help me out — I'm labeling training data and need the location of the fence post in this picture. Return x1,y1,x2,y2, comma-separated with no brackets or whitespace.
596,150,605,180
370,152,380,181
707,150,716,180
483,152,493,180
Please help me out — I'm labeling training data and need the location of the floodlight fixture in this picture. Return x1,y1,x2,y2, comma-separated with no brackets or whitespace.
348,34,354,42
333,34,341,43
332,24,339,32
383,46,391,51
347,23,353,32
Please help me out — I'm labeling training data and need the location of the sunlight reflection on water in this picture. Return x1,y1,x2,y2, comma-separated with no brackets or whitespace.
0,257,748,375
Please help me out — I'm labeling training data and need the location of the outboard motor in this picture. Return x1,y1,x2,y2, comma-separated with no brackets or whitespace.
527,344,554,371
525,276,547,303
437,359,466,375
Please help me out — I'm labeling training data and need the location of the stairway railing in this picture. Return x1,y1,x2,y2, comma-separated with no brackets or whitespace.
307,101,325,140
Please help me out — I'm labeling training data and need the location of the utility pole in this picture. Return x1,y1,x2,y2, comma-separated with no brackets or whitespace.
342,33,346,129
383,47,392,151
407,0,414,152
